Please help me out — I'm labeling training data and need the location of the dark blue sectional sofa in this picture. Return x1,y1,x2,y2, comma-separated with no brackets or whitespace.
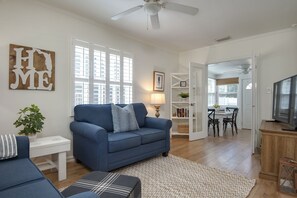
70,103,172,171
0,136,98,198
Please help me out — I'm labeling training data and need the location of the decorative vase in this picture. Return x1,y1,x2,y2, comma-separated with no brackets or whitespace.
28,134,37,142
180,97,188,102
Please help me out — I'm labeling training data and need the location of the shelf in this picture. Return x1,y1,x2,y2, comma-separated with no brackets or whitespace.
171,131,189,136
171,117,196,120
172,87,189,89
172,117,189,119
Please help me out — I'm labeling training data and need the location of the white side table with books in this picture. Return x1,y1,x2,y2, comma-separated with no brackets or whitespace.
30,136,70,181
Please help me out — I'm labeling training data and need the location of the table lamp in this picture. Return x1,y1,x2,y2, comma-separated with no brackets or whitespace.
151,93,165,118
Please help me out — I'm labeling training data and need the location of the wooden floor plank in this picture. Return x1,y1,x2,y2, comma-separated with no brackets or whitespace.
43,129,296,197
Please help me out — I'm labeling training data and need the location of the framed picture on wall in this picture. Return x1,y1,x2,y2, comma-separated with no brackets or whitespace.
153,71,165,92
180,81,187,87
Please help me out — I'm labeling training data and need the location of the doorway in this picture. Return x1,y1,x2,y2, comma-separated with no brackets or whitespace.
207,58,253,134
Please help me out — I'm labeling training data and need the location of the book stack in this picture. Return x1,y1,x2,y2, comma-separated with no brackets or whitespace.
176,108,189,117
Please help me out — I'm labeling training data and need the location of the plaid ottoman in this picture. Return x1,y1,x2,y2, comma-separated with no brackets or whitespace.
62,171,141,198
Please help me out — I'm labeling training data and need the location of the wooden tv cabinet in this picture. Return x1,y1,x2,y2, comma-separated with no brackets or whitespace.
259,120,297,181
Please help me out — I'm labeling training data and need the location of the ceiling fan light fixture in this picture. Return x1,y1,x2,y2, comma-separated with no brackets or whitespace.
242,69,249,74
241,64,251,74
144,2,161,15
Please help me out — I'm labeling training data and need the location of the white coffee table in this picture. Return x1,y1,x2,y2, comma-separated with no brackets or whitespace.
30,136,71,181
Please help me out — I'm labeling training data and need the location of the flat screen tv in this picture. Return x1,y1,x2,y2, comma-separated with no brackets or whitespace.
272,75,297,130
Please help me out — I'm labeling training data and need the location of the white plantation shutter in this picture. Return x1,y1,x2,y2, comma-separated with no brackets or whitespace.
123,85,132,104
110,84,121,104
109,51,121,82
72,39,133,109
94,83,106,104
94,49,106,81
123,54,133,103
123,56,133,83
74,44,90,106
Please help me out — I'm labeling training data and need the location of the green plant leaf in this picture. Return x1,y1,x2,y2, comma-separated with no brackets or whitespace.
13,104,45,135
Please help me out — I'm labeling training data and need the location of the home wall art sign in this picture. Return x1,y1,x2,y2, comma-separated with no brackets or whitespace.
9,44,55,91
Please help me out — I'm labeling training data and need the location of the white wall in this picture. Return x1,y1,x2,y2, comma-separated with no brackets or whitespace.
0,0,178,153
180,28,297,138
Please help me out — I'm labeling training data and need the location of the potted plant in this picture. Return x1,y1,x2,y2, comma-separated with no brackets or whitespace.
178,92,189,102
213,104,220,111
13,104,45,141
178,92,189,98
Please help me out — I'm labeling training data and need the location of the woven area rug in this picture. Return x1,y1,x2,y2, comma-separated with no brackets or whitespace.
114,155,256,198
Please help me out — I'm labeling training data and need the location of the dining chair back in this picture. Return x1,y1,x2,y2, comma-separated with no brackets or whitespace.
208,108,220,137
223,107,239,135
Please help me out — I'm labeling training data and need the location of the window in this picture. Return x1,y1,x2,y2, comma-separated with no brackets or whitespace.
208,78,216,106
218,84,238,106
72,40,133,108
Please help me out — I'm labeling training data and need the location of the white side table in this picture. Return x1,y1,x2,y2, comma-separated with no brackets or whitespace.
30,136,71,181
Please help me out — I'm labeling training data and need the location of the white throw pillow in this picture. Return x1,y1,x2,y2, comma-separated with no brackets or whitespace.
111,104,140,133
0,134,18,160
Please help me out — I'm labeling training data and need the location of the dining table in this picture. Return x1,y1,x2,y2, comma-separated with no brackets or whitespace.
215,110,233,136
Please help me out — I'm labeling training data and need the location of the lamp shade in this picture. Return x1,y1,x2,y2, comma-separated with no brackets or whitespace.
151,93,165,105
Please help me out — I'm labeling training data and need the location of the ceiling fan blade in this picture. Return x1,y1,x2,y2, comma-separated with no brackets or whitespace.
150,14,160,29
111,5,144,20
163,2,198,15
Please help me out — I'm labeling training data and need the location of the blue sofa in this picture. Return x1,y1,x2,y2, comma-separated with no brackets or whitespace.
70,103,172,171
0,136,98,198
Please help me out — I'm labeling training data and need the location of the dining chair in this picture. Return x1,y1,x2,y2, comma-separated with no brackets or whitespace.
208,108,220,137
223,107,239,135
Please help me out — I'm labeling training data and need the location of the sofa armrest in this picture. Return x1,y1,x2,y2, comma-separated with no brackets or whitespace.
144,117,172,130
16,136,29,159
70,121,108,144
144,117,172,153
67,192,99,198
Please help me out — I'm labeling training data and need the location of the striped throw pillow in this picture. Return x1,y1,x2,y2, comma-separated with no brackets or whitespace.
111,104,140,133
0,134,18,160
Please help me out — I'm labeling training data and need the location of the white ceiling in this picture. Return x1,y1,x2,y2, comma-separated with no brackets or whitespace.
36,0,297,52
208,59,251,75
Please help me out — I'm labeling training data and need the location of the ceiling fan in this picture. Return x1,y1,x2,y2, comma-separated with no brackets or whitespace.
111,0,199,29
223,64,252,74
241,64,252,74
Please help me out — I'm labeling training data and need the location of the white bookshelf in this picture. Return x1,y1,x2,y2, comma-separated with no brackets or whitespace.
170,73,190,136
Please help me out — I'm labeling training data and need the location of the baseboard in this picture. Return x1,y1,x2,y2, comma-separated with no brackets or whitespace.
67,155,74,162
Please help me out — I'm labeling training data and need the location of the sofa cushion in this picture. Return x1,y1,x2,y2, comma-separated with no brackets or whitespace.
74,104,114,132
111,103,139,133
0,179,63,198
108,132,141,153
0,158,44,191
133,128,166,144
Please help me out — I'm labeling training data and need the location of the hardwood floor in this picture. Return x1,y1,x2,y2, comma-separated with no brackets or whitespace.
43,129,295,197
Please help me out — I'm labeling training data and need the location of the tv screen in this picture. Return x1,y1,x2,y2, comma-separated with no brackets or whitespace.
272,75,297,130
273,77,291,123
290,76,297,129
